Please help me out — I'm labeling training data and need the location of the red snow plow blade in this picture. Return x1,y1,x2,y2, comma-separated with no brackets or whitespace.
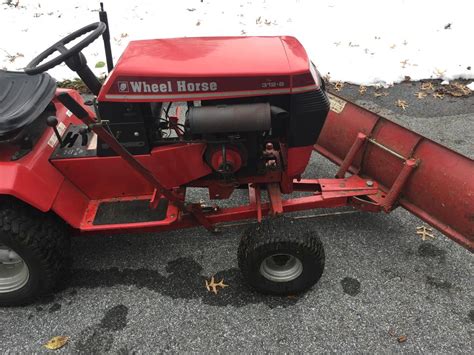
315,93,473,252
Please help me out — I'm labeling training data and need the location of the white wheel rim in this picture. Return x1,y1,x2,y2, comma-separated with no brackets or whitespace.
259,253,303,283
0,244,29,293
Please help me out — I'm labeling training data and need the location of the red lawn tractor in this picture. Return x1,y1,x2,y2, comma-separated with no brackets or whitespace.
0,8,472,306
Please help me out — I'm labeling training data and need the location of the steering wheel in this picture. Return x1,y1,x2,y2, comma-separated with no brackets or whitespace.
25,22,106,75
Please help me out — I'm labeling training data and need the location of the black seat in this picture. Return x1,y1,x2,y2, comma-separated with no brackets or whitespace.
0,70,56,137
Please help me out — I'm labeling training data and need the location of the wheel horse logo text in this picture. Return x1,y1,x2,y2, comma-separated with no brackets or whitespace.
117,81,130,93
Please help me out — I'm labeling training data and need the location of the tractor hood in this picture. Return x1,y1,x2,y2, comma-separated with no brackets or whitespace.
98,36,319,102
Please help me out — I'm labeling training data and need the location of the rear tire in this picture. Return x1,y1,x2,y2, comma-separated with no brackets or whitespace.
0,198,70,306
238,216,325,295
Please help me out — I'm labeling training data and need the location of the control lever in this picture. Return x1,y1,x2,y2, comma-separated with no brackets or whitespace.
79,126,89,146
46,116,63,146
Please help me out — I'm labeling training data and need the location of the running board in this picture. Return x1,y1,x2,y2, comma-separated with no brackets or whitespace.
80,195,179,233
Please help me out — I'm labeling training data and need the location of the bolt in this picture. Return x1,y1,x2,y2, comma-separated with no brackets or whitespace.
265,142,273,151
366,180,374,187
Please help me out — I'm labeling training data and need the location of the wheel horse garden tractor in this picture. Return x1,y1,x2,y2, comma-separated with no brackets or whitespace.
0,7,472,306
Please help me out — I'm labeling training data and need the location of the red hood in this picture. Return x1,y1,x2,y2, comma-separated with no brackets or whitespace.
99,36,318,102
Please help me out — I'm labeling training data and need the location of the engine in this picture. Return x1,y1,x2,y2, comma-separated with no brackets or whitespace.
95,35,331,183
97,85,329,181
187,103,274,177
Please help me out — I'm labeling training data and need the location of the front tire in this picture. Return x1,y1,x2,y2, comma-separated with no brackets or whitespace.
0,198,70,306
238,216,325,295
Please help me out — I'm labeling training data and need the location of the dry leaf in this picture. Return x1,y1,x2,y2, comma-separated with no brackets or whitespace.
205,276,228,295
396,99,408,110
333,81,344,92
374,91,388,97
416,226,435,241
400,59,409,68
421,82,434,91
436,82,471,97
397,335,407,343
359,85,367,95
415,91,427,99
44,336,69,350
287,294,298,300
432,92,445,99
434,68,446,77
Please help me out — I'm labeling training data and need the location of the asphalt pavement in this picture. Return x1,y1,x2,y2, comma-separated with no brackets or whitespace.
0,81,472,353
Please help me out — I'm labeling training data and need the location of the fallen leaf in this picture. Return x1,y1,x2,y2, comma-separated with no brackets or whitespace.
400,59,409,68
416,226,435,241
359,85,367,95
7,52,24,63
388,328,397,337
453,82,471,95
287,294,298,300
397,335,407,343
436,82,471,97
374,91,389,97
95,61,105,68
432,92,445,99
421,82,434,91
397,99,408,110
196,20,201,26
333,81,344,92
434,68,446,77
44,336,69,350
205,276,228,295
415,91,427,99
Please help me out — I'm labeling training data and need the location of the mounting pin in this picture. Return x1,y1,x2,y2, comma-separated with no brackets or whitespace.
366,180,374,187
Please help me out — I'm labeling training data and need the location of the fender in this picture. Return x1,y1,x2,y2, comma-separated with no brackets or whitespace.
0,89,90,228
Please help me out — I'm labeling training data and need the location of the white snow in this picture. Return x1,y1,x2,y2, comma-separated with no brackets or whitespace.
467,82,474,91
1,0,473,85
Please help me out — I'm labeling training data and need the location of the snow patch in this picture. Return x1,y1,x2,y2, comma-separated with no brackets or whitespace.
0,0,473,86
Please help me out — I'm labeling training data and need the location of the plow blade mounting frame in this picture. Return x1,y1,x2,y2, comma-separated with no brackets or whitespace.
315,93,473,252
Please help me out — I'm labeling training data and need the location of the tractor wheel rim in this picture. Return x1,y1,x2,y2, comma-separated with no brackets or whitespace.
259,253,303,283
0,245,29,293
